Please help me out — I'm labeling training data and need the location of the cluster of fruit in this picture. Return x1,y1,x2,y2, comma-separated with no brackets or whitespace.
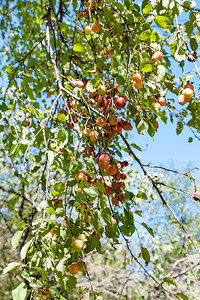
178,83,194,105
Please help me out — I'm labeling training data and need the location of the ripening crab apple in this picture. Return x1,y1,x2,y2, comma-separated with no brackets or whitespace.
98,84,107,96
84,26,92,35
75,170,86,181
114,96,127,109
133,73,143,82
151,51,163,62
91,22,101,33
69,263,79,275
192,191,200,201
182,88,194,101
73,239,84,252
99,154,110,170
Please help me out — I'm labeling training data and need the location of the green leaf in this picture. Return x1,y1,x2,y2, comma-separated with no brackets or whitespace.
140,64,153,73
0,124,4,132
61,275,77,291
137,120,148,134
164,277,177,286
17,221,26,230
92,210,104,234
21,239,33,260
154,16,171,29
33,267,49,281
3,262,22,274
120,224,135,236
11,230,23,249
136,192,147,199
141,246,150,265
116,75,125,85
95,182,106,194
12,283,27,300
73,43,85,52
176,121,183,135
8,195,19,210
141,222,155,237
102,207,119,238
84,187,99,199
190,37,198,51
176,293,189,300
118,85,128,94
49,288,66,300
143,4,153,14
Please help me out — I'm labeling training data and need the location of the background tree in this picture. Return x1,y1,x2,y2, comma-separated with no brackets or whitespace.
1,0,200,299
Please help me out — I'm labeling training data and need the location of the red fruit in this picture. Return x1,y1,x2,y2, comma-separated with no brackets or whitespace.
122,161,129,167
73,118,79,123
133,73,143,82
115,172,121,180
114,83,120,91
95,156,99,164
119,194,125,202
103,98,111,108
96,117,104,127
114,96,126,110
119,182,125,188
92,230,98,236
192,191,200,201
184,83,194,91
109,116,117,125
109,49,114,56
26,120,30,127
120,173,127,180
122,121,132,131
112,197,119,205
51,228,57,236
96,95,104,104
98,178,105,185
117,118,124,126
107,166,118,176
103,122,111,131
113,124,122,135
104,185,111,194
107,130,114,139
99,154,110,170
91,22,101,33
67,122,74,129
65,103,72,110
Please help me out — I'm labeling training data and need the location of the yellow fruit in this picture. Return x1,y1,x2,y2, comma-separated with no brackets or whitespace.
133,73,143,82
158,96,166,106
178,94,187,105
73,239,84,252
133,81,143,89
182,88,193,101
69,263,79,275
152,51,163,62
